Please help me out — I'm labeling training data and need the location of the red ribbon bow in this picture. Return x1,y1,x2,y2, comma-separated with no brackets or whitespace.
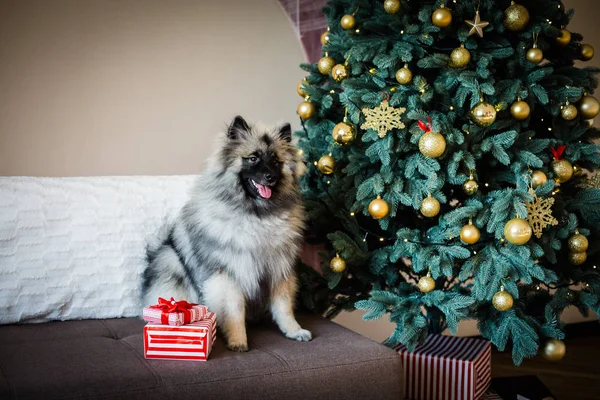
150,297,198,324
551,145,566,160
417,116,433,133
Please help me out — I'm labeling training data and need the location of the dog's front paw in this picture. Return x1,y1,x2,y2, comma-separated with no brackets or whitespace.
227,342,249,352
285,328,312,342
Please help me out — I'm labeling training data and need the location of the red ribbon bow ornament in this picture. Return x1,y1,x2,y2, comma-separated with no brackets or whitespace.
150,297,198,324
417,116,433,133
550,145,566,160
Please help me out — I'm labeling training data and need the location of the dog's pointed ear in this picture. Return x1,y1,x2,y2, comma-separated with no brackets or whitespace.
227,116,250,140
278,123,292,142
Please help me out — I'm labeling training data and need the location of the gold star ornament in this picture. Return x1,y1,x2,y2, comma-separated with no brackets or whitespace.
465,10,489,38
361,100,406,138
526,191,558,238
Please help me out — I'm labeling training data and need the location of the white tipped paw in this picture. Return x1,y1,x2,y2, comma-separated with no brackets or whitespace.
286,328,312,342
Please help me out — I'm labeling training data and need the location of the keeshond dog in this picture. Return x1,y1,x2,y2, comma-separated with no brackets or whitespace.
141,116,311,351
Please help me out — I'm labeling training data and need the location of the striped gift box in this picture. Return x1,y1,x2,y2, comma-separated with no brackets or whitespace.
396,335,491,400
144,312,217,361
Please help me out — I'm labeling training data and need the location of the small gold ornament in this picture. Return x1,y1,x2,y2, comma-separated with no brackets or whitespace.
568,251,587,265
531,170,547,189
297,101,315,119
526,192,558,238
332,121,356,145
556,29,571,47
463,176,479,195
492,286,514,312
561,103,578,121
340,14,356,30
318,55,336,75
579,95,600,119
568,233,589,253
330,254,347,273
465,10,489,38
542,339,566,362
504,217,532,245
460,220,481,244
420,195,441,218
369,195,389,219
552,159,573,183
320,29,330,45
317,155,335,175
331,64,349,82
526,47,543,64
384,0,401,14
395,64,413,84
580,44,594,61
510,99,530,120
419,132,446,158
432,5,452,28
297,80,307,97
504,1,529,32
361,99,406,138
418,273,435,293
470,100,497,127
450,44,471,68
573,164,583,176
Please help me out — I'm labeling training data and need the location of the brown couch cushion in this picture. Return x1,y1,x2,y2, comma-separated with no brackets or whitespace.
0,314,402,400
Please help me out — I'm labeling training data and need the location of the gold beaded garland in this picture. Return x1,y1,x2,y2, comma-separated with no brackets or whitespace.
510,99,530,120
504,1,529,31
332,121,356,145
317,155,335,174
383,0,401,14
369,195,389,219
420,195,441,218
579,95,600,119
542,339,566,362
531,170,548,189
504,217,532,245
492,286,514,312
432,5,452,28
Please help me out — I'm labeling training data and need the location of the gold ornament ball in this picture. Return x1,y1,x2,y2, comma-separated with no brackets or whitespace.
561,104,578,121
331,64,349,82
463,179,479,195
432,6,452,28
320,30,330,45
556,29,571,47
297,101,315,119
492,290,514,312
580,44,594,61
318,56,336,74
579,95,600,119
395,66,413,84
504,2,529,31
297,81,307,97
504,218,532,245
542,339,566,362
460,223,481,245
526,47,544,64
568,233,589,253
419,131,446,158
332,121,356,145
384,0,401,14
470,101,497,127
568,251,587,265
531,170,548,189
418,276,435,293
340,14,356,30
552,159,573,183
450,45,471,68
420,196,441,218
511,100,530,120
317,155,335,175
330,255,347,273
369,197,390,219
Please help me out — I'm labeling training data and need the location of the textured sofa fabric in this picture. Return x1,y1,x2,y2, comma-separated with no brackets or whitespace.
0,314,403,400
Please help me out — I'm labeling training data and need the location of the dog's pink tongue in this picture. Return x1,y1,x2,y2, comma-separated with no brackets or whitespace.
256,184,272,199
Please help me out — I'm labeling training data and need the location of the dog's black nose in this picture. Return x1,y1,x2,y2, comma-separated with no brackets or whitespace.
265,173,275,183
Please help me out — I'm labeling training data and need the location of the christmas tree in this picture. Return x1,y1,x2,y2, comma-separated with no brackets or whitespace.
295,0,600,364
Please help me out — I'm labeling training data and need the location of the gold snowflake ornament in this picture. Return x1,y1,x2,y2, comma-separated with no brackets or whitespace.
582,171,600,189
526,192,558,238
361,100,406,138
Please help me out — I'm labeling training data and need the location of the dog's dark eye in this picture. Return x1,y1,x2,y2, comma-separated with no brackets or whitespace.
248,155,259,163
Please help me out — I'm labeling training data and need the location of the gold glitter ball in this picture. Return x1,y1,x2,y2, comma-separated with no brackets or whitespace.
542,339,566,362
417,276,435,293
569,251,587,265
384,0,401,14
331,64,349,82
419,131,446,158
330,255,347,273
504,2,529,31
561,104,578,121
492,289,514,312
420,196,440,218
552,159,573,183
450,45,471,68
568,233,589,253
318,56,336,75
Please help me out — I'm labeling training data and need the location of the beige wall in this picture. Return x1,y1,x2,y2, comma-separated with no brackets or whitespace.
0,0,597,341
0,0,306,176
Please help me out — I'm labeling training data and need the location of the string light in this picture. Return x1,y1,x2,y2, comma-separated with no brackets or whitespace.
379,237,385,242
313,161,318,166
327,180,331,184
484,183,490,187
449,106,454,110
350,212,355,216
404,238,409,242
